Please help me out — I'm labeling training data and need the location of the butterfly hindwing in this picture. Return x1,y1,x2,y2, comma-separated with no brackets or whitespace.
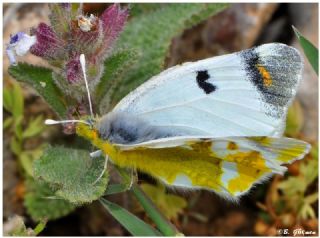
114,136,310,200
112,43,303,138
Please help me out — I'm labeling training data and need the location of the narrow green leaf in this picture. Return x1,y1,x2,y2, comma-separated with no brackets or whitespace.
24,178,76,221
8,64,67,117
99,198,162,236
14,115,23,141
304,192,318,204
104,183,129,195
19,153,34,177
33,146,109,204
131,185,180,236
12,82,24,118
109,3,228,105
3,117,13,129
10,137,21,155
33,220,47,235
22,115,45,139
292,26,318,75
3,87,13,113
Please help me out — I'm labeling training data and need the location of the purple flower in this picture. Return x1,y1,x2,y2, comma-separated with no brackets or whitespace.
6,32,36,65
66,56,82,83
30,23,65,60
99,4,129,56
12,3,129,102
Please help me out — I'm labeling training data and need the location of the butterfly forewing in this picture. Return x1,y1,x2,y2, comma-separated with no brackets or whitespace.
113,43,303,138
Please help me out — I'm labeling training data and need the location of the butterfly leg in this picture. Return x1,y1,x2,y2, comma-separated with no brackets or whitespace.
90,150,102,158
127,168,138,190
92,155,109,185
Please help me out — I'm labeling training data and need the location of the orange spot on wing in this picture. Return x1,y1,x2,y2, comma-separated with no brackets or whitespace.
257,65,272,87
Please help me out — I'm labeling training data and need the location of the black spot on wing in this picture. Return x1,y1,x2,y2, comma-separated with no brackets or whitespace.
196,70,217,94
240,48,265,94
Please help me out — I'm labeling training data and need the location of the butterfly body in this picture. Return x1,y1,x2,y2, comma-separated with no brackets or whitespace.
71,43,310,201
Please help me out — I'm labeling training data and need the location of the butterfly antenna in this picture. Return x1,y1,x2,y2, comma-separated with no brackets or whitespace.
79,54,94,119
45,119,91,126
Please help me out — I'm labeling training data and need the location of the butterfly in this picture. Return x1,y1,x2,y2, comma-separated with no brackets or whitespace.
46,43,310,201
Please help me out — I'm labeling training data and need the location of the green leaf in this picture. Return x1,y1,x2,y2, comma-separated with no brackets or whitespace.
8,64,67,117
3,86,13,113
20,153,35,177
3,117,13,129
293,26,318,75
300,159,318,186
24,178,76,221
104,183,129,195
33,146,109,203
14,115,23,140
99,198,162,236
129,3,165,17
96,49,139,112
10,136,21,155
299,202,316,220
20,147,45,176
12,81,24,118
108,3,228,105
23,115,45,139
140,183,187,220
131,184,180,236
33,220,47,235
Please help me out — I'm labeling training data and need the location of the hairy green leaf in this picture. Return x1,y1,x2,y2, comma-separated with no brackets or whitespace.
108,3,228,105
129,3,165,17
33,146,109,203
96,49,139,112
293,26,318,75
100,198,162,236
24,178,76,221
8,64,67,117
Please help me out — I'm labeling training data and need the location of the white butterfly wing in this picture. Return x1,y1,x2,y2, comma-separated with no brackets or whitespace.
112,43,303,138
